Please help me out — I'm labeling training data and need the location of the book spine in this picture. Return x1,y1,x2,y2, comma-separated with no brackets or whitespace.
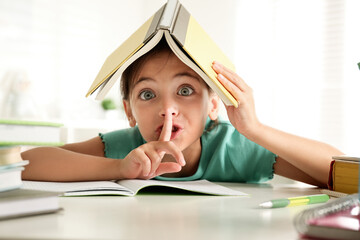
145,5,165,42
0,119,62,127
0,142,64,147
158,0,179,30
171,4,190,46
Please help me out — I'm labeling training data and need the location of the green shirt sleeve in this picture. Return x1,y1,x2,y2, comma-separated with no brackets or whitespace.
200,120,276,183
99,126,145,159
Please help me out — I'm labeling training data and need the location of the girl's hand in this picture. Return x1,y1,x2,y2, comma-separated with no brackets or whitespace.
119,112,185,179
212,61,261,138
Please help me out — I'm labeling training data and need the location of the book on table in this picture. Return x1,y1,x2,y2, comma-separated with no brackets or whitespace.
0,119,63,147
0,188,61,220
328,155,360,194
0,146,29,192
0,119,63,220
0,160,29,192
22,179,247,197
85,0,238,107
0,119,63,192
0,146,23,166
294,194,360,240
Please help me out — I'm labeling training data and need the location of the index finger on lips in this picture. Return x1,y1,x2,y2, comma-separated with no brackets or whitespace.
158,110,172,142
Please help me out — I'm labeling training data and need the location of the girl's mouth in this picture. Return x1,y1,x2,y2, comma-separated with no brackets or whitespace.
172,126,179,132
169,126,182,140
157,124,183,140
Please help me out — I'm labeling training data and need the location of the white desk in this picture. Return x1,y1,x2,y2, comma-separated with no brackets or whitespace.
0,182,323,240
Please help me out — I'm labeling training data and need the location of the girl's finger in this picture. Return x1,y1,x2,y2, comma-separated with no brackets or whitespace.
145,150,162,176
217,73,245,103
155,162,182,176
135,151,152,177
212,61,249,91
156,141,186,166
158,110,172,141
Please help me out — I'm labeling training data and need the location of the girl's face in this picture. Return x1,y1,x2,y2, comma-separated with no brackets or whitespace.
123,51,219,151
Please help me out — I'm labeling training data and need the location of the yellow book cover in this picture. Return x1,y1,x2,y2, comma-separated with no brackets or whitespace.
333,183,358,194
331,156,359,194
0,147,22,166
86,0,237,107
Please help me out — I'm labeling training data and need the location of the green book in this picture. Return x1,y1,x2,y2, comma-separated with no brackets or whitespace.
0,119,63,147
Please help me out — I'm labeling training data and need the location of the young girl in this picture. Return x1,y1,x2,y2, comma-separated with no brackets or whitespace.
22,40,343,188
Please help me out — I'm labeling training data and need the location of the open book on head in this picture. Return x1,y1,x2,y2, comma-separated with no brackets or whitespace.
85,0,238,107
21,179,247,197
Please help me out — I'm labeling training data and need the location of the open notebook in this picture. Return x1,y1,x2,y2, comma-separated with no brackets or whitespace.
21,179,247,197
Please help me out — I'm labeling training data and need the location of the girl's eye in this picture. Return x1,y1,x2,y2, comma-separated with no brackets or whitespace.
177,86,194,96
139,90,155,100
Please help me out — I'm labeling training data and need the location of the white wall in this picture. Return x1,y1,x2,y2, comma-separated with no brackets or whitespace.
0,1,236,117
0,0,159,122
234,0,360,154
0,0,238,140
0,0,359,154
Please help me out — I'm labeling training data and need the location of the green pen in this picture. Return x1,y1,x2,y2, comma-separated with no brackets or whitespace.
259,194,330,208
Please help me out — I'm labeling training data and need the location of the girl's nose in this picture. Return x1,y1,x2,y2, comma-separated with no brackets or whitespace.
159,99,178,118
161,111,177,117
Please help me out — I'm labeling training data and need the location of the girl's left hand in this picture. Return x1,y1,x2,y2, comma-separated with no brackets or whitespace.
212,61,261,138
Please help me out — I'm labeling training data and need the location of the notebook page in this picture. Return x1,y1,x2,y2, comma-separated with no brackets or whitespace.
21,180,133,195
118,179,248,196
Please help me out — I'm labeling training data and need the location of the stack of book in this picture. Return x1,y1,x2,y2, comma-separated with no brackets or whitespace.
0,146,28,192
0,119,63,220
328,155,360,194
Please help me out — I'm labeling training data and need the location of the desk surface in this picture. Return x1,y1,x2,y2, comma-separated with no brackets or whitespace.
0,182,323,240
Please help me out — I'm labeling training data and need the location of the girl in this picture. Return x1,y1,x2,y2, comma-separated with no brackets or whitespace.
22,40,343,187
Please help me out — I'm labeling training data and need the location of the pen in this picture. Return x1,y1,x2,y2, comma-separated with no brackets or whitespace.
259,194,330,208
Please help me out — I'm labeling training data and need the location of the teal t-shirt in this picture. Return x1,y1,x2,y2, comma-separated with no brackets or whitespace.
99,118,276,183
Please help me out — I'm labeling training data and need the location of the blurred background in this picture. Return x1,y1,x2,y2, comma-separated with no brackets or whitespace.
0,0,359,155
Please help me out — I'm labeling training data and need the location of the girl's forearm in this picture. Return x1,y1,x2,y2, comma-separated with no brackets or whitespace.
21,147,121,182
247,124,343,184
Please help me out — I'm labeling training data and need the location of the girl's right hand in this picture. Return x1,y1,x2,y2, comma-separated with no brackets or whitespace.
118,112,185,179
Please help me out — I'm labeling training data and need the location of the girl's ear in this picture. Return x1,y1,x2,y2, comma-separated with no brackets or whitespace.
123,100,136,127
208,94,220,121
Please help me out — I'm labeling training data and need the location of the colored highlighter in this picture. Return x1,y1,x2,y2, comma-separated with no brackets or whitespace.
259,194,330,208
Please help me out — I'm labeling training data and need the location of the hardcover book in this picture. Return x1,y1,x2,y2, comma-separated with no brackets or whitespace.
85,0,238,107
0,161,29,192
0,119,63,147
0,146,22,166
0,188,61,220
328,155,360,194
